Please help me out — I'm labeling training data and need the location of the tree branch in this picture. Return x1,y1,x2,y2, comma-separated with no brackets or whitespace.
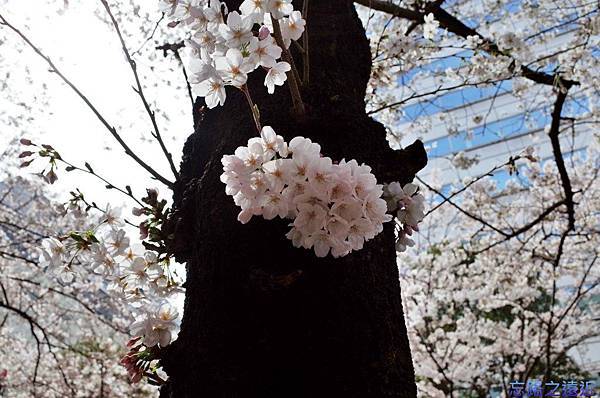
354,0,421,20
354,0,579,89
132,12,165,57
0,249,39,265
0,299,74,393
548,89,576,230
0,13,175,189
379,139,428,184
464,199,566,257
270,15,306,117
417,176,511,236
424,159,514,217
9,276,129,334
100,0,180,181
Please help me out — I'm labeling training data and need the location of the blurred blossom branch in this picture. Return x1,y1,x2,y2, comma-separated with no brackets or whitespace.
132,12,165,57
155,41,195,108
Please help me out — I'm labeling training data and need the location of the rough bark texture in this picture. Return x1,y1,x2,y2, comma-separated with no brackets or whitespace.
160,1,427,397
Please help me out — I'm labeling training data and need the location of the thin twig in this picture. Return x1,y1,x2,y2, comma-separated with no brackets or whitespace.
172,48,195,108
0,250,39,265
132,13,165,57
155,42,194,107
367,77,508,115
0,13,174,189
464,200,566,257
417,176,509,236
9,276,129,334
270,15,306,117
58,158,144,207
0,300,75,394
301,0,310,86
424,159,514,217
100,0,180,181
241,85,262,134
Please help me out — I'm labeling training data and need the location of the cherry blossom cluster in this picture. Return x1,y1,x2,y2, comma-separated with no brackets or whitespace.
401,145,600,396
39,205,183,357
383,182,425,252
0,175,158,395
221,126,393,257
159,0,306,108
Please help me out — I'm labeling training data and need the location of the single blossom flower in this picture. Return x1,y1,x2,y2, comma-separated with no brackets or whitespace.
268,0,293,19
216,48,255,87
240,0,268,22
219,11,253,48
264,61,291,94
195,75,227,108
280,10,305,47
423,13,439,40
248,36,282,68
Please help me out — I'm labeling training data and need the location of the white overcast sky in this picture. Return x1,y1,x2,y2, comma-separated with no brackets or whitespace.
1,0,190,212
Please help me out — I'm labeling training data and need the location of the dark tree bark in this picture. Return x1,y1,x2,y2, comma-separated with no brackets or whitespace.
161,1,427,397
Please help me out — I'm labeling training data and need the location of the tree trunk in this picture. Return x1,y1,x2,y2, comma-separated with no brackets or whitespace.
161,1,427,396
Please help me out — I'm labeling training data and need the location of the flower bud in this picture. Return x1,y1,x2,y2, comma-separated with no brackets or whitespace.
19,159,34,168
258,26,270,40
44,170,58,184
139,222,149,240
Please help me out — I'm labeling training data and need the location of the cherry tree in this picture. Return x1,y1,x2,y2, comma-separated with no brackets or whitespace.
0,171,155,397
352,0,599,396
0,0,598,397
401,147,599,397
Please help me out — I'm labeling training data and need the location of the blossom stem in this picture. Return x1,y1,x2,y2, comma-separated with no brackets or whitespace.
270,16,306,118
57,158,145,207
302,0,310,86
241,85,262,134
100,0,180,181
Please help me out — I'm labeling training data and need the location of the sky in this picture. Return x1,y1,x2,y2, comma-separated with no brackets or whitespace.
1,0,190,213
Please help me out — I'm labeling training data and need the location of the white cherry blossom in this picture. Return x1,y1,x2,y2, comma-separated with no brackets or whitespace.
248,36,282,68
219,11,253,48
267,0,293,20
423,13,439,41
264,61,291,94
174,0,306,106
280,10,306,45
194,75,227,108
216,48,254,87
240,0,268,21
